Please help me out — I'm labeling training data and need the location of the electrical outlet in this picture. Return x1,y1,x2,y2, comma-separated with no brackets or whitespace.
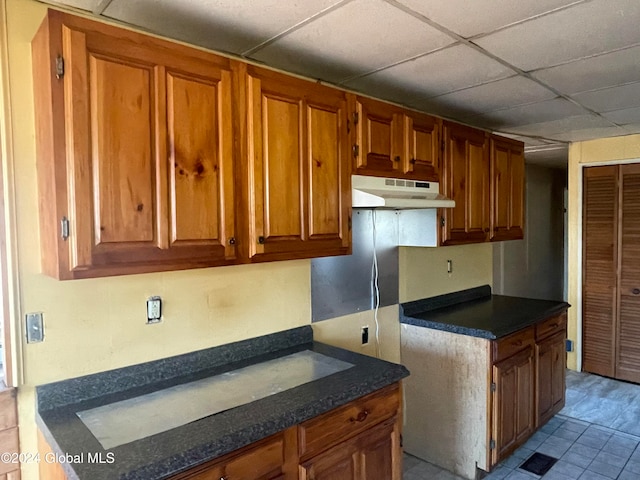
361,326,369,345
147,296,162,324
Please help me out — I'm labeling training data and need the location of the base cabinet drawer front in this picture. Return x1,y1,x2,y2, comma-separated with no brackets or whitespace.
536,331,567,427
494,327,535,363
300,418,397,480
172,432,288,480
298,384,400,460
535,312,567,342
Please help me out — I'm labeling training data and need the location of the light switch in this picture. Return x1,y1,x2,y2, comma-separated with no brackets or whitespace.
26,312,44,343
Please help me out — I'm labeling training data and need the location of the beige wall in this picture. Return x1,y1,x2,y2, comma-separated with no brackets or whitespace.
5,1,312,478
399,243,493,303
567,134,640,370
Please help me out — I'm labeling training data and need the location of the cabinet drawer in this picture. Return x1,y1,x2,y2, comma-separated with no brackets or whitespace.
494,327,535,363
175,433,285,480
298,383,400,459
536,313,567,341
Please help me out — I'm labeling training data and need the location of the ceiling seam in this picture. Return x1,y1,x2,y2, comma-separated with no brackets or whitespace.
93,0,113,15
240,0,356,57
382,0,622,130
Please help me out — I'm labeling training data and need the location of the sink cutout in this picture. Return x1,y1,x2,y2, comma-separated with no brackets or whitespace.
76,350,353,449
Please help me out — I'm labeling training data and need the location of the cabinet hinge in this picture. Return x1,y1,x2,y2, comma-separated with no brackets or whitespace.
490,439,496,450
352,144,359,158
441,140,445,152
55,55,65,79
353,112,359,125
440,216,445,228
490,382,496,392
348,216,352,230
61,216,70,240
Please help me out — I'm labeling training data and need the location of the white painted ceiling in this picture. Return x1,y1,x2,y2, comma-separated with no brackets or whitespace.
43,0,640,168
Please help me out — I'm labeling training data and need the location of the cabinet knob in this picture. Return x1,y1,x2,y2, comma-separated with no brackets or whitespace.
258,236,265,244
350,409,369,423
394,156,400,163
229,237,236,245
410,158,416,165
633,288,640,295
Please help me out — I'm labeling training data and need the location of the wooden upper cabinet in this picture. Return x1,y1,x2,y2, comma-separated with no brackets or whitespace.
237,64,351,261
32,10,236,279
441,121,489,245
403,112,440,180
490,135,524,241
352,96,440,181
352,96,403,176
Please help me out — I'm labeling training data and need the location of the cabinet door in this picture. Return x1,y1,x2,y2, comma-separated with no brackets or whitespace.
34,11,236,278
300,419,398,480
490,136,524,241
492,346,534,466
536,331,566,427
582,166,618,377
616,163,640,383
352,96,403,176
243,65,350,261
403,112,440,181
441,122,489,245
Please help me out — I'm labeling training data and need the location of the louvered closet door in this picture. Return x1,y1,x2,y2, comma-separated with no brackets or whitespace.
616,164,640,383
582,166,618,377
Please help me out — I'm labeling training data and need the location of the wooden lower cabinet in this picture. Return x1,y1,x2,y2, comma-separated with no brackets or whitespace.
490,313,567,466
492,346,535,466
39,383,402,480
300,418,398,480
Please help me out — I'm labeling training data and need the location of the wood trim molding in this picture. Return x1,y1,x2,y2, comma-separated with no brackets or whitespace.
0,0,24,386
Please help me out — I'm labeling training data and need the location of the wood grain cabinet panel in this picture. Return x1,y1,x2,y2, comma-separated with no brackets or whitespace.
441,121,490,245
352,96,440,181
300,418,398,480
239,64,351,262
32,10,236,279
490,135,524,241
491,346,535,466
536,331,566,427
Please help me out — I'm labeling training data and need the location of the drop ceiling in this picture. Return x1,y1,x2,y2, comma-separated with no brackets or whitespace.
41,0,640,168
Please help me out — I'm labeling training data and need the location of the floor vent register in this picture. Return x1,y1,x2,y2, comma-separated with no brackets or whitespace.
519,452,558,476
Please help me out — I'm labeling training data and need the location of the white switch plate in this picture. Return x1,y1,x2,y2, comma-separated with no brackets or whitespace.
146,296,162,324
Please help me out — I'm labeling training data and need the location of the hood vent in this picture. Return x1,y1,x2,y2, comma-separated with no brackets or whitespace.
352,175,455,209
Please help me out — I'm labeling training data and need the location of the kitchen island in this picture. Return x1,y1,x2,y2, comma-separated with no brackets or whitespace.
400,285,569,480
36,326,408,480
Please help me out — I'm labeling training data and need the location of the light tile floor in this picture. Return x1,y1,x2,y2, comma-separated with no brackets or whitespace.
403,370,640,480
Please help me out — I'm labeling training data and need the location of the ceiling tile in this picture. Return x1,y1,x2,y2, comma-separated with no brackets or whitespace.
249,0,455,82
571,82,640,113
549,127,628,142
505,114,614,136
602,106,640,125
466,99,587,129
531,46,640,94
622,124,640,134
103,0,344,55
344,44,513,102
419,76,556,118
50,0,103,10
396,0,579,38
474,0,640,71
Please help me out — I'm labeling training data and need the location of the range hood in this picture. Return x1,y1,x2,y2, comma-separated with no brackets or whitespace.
352,175,455,209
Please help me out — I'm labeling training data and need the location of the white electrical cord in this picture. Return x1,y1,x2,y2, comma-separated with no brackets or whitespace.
370,210,381,358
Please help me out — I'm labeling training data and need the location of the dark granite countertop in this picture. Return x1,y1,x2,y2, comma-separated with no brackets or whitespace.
36,326,409,480
400,285,570,339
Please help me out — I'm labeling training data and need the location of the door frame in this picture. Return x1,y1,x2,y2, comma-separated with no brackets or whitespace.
0,0,23,387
